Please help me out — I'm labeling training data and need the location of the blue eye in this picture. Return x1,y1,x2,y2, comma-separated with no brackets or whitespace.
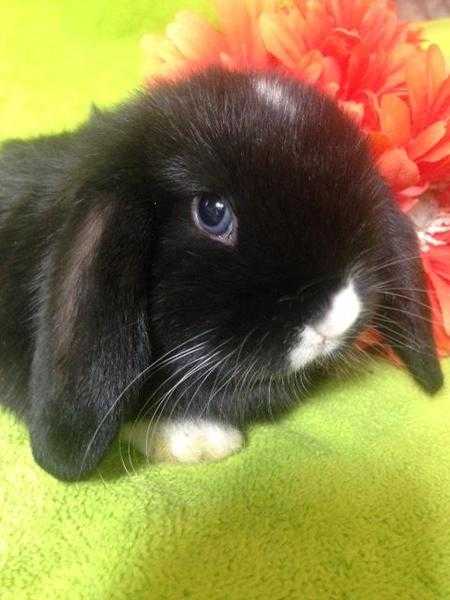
193,195,236,242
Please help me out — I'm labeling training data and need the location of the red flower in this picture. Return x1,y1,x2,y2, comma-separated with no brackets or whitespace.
372,45,450,197
141,0,450,356
370,44,450,353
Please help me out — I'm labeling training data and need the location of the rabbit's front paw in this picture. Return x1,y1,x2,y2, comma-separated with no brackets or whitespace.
122,419,244,464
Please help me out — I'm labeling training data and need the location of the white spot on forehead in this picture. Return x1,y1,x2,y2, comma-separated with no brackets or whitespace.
253,77,297,118
288,280,362,371
254,78,285,107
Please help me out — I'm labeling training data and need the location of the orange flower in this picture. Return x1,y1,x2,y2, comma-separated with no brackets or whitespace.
369,43,450,352
143,0,418,123
373,45,450,197
259,0,417,106
141,1,450,356
141,2,277,82
141,12,227,79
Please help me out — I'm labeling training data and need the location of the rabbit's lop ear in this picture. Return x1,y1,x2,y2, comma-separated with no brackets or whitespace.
375,208,443,394
28,194,154,480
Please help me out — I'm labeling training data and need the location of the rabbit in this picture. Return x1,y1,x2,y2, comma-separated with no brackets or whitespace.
0,67,443,481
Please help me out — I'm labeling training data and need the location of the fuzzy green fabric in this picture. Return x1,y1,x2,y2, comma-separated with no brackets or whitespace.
1,3,450,599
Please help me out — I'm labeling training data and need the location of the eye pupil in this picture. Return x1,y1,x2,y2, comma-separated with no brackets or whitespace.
198,197,226,227
193,194,235,241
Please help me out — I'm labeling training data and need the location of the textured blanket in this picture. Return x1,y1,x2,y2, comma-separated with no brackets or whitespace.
1,2,449,598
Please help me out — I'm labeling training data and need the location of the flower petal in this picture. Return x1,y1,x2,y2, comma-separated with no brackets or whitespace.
166,12,225,62
399,183,429,198
431,76,450,121
344,44,370,97
419,155,450,183
406,50,429,132
216,0,271,67
427,45,447,105
422,256,450,354
407,120,447,160
426,266,450,335
377,147,420,191
420,139,450,163
368,131,393,157
428,245,450,282
304,1,334,48
379,95,411,146
259,11,306,70
339,100,364,124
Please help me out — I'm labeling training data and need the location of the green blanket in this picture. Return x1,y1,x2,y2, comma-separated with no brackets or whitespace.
1,3,449,598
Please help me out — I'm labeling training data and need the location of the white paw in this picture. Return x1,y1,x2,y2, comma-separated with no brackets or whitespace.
121,419,244,464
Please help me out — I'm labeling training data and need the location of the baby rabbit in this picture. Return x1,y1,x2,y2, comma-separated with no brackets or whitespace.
0,68,443,480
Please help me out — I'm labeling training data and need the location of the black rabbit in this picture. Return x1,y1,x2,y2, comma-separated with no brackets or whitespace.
0,68,443,480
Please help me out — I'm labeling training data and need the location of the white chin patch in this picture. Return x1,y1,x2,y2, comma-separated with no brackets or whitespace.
288,280,362,371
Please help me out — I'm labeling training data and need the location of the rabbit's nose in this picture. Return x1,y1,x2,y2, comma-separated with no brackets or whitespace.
287,279,362,371
314,281,361,339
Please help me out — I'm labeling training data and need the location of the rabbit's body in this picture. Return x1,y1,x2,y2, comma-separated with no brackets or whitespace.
0,68,443,480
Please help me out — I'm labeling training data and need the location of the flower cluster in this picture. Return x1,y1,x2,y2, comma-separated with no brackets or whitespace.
142,0,450,356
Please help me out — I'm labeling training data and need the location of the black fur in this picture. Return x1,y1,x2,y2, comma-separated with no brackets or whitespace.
0,68,443,480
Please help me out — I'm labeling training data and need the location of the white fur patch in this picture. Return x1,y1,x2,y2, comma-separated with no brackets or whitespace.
254,77,297,117
254,78,285,107
289,280,361,370
121,419,244,464
316,281,362,338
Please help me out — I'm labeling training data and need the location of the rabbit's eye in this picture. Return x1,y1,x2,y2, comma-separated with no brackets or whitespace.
193,195,236,243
